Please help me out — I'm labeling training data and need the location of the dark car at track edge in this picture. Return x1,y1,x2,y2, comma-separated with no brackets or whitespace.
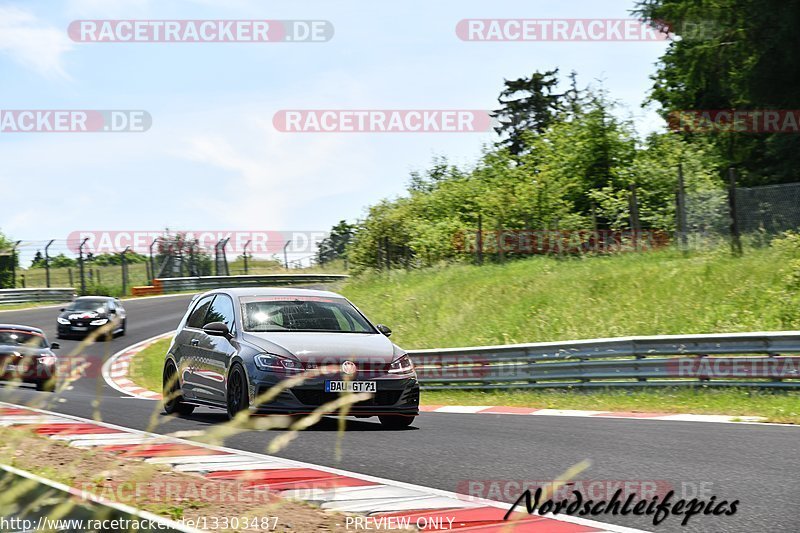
0,324,59,392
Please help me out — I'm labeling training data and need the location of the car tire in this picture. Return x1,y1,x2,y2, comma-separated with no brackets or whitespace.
117,319,126,337
226,364,249,420
163,362,194,416
378,415,415,429
36,378,56,393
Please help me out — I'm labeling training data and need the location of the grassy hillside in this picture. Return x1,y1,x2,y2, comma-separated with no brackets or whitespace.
340,244,799,349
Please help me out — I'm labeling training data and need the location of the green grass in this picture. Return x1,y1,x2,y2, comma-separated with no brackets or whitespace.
128,337,172,393
340,245,799,349
125,244,800,422
422,388,800,424
17,263,150,294
0,301,66,312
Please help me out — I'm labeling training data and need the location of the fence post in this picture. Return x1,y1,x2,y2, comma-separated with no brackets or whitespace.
629,183,641,250
68,268,73,287
148,238,157,284
476,214,483,265
383,237,391,270
44,239,54,288
78,238,89,295
496,221,504,263
120,247,129,296
243,240,251,274
221,238,231,276
728,167,743,256
676,163,688,252
11,241,20,288
283,240,290,271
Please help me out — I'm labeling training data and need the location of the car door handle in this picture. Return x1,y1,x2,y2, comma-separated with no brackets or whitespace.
191,339,199,346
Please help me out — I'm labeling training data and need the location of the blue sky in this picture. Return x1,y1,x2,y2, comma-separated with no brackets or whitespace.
0,0,669,261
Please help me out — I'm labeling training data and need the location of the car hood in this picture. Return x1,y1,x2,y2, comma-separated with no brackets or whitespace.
241,331,400,364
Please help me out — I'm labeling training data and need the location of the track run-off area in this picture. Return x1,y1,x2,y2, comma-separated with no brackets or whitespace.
0,294,797,532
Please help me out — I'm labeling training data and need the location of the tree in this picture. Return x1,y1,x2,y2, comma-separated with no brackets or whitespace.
50,254,77,268
633,0,800,184
316,221,355,265
0,231,15,288
30,251,45,268
493,69,564,156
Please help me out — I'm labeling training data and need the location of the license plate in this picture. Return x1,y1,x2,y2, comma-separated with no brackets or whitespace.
72,326,88,331
325,381,376,393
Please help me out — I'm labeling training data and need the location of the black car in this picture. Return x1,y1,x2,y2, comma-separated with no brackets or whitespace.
163,288,419,428
0,324,59,392
57,296,127,339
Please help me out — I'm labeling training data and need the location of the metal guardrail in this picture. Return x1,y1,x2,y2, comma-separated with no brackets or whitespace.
0,464,202,532
408,331,800,390
0,288,75,305
156,274,349,293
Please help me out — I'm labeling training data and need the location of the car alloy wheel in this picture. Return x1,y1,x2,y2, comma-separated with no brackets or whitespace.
163,362,194,415
227,364,249,420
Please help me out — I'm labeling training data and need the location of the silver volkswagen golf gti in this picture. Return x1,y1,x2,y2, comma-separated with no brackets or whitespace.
163,288,419,428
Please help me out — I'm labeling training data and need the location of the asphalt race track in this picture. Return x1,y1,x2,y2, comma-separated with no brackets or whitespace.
1,295,797,533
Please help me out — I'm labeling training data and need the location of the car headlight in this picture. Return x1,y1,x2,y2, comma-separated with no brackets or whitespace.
57,317,70,325
254,353,303,372
37,355,57,366
89,318,108,326
388,354,414,375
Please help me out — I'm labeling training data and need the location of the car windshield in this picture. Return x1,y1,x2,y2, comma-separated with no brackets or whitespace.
0,330,47,348
241,296,376,333
67,300,107,312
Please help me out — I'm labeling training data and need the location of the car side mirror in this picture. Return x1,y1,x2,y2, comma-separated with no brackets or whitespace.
203,322,231,338
108,309,116,315
60,308,65,312
376,324,392,337
50,342,60,350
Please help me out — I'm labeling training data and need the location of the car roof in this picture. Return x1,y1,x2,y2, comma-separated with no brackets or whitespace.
0,324,44,334
200,287,344,300
74,296,115,301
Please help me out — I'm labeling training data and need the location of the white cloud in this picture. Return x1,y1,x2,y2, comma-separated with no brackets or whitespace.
65,0,152,18
0,6,73,79
178,112,374,229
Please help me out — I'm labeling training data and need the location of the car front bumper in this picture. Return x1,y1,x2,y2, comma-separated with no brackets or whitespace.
58,322,107,337
250,373,420,416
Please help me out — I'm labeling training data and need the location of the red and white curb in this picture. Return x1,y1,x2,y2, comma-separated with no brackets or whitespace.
102,332,171,400
0,401,647,533
420,405,767,424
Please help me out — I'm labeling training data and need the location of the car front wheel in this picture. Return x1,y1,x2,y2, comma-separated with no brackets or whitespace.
378,415,415,429
163,362,194,416
226,364,249,420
